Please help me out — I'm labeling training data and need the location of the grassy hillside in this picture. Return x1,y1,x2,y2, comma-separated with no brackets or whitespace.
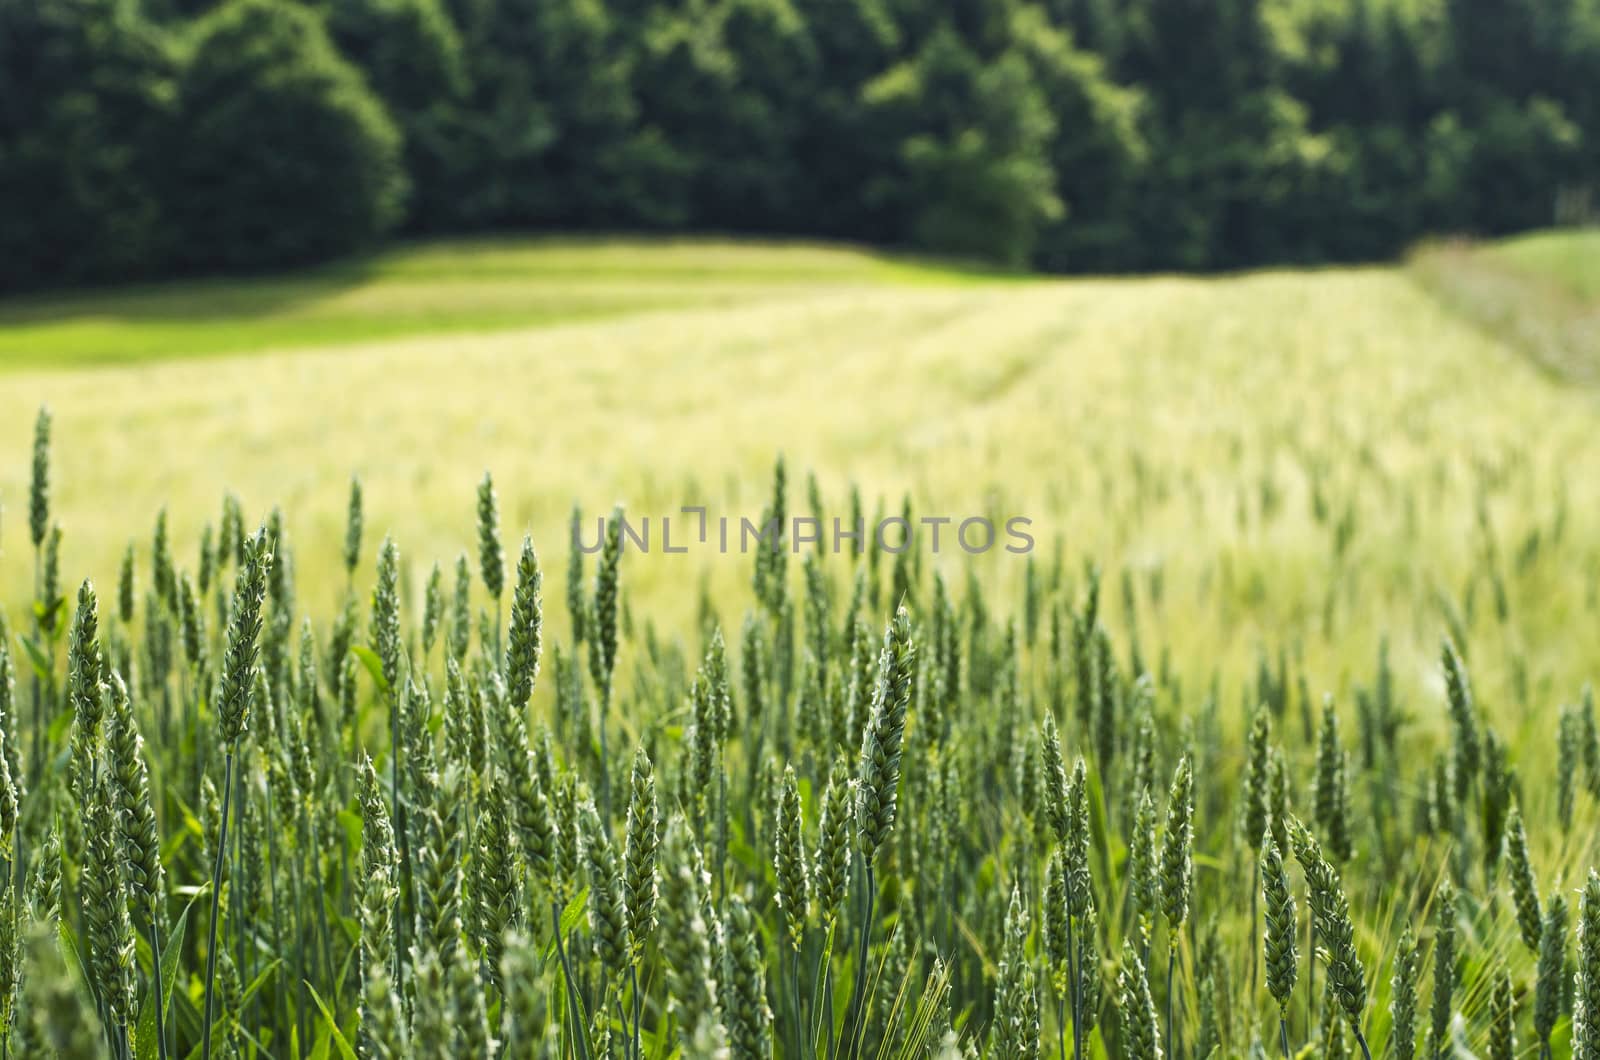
1482,228,1600,301
1409,228,1600,385
0,238,1008,370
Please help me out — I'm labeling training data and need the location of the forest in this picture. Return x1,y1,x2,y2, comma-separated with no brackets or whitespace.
2,0,1597,290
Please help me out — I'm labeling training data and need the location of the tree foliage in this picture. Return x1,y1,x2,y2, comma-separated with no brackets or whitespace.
169,0,407,269
5,0,1599,286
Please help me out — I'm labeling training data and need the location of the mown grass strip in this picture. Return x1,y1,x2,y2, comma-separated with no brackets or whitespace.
1409,232,1600,386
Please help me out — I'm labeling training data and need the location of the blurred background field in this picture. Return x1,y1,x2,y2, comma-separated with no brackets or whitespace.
4,232,1598,754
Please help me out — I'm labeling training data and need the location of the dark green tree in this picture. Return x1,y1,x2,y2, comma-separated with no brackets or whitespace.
320,0,469,232
169,0,407,268
864,22,1061,265
444,0,674,227
787,0,900,239
627,0,816,230
0,0,177,288
1012,5,1147,270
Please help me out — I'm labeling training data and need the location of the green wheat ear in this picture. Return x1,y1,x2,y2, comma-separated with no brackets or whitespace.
82,771,137,1045
1290,819,1369,1046
178,572,206,674
1160,755,1194,933
773,764,809,952
1577,871,1600,1060
408,948,451,1055
1079,899,1102,1037
588,505,624,703
721,893,773,1058
1262,832,1299,1016
659,814,721,1046
370,534,401,696
1041,711,1070,844
421,560,443,656
219,529,272,745
117,543,137,624
857,604,915,865
1534,892,1568,1054
29,405,51,550
624,746,661,958
1488,965,1515,1060
567,504,589,646
474,776,517,988
579,796,629,973
1116,941,1162,1060
1066,757,1093,918
448,947,493,1057
66,578,105,798
1127,786,1158,953
356,758,397,948
1431,877,1457,1054
1581,685,1600,795
1441,637,1480,797
1503,804,1542,952
1044,849,1071,1000
812,754,854,927
1241,703,1272,849
477,471,505,600
1559,704,1582,831
0,620,19,808
1313,694,1353,863
152,507,176,610
105,672,163,909
449,551,473,661
505,533,543,709
39,524,63,635
413,800,462,965
992,884,1041,1060
344,474,364,577
0,736,15,862
1389,929,1420,1060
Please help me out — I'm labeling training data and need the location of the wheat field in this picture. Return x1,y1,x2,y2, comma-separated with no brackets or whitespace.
4,246,1594,682
2,237,1599,1058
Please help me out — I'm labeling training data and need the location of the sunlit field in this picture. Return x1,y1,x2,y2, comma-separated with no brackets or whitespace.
3,235,1600,1058
6,240,1595,694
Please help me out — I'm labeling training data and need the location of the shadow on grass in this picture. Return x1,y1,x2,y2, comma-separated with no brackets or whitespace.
0,233,1024,371
0,254,385,328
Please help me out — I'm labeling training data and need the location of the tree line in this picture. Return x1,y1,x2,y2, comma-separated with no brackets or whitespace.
2,0,1597,290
